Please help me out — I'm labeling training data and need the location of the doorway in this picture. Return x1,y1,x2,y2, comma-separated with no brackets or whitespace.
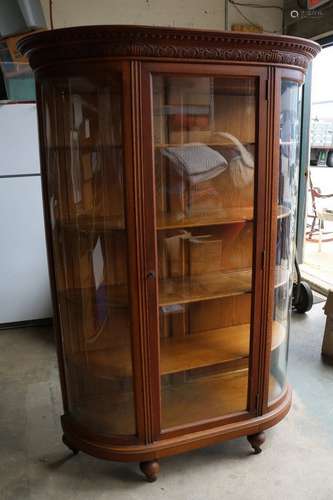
299,43,333,294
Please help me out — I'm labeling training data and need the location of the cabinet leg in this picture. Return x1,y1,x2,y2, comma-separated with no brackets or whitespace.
139,460,160,482
247,431,266,454
62,434,79,455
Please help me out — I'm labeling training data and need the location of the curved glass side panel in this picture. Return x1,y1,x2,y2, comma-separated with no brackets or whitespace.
40,73,136,436
269,79,302,402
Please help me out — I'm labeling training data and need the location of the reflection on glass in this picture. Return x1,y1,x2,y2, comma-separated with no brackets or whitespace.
270,79,302,401
152,75,257,429
41,75,135,435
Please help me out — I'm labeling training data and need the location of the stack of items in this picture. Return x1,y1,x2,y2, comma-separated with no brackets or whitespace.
0,31,37,101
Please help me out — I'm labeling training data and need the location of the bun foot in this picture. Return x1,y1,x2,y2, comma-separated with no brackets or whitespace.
139,460,160,482
62,434,79,455
247,431,265,454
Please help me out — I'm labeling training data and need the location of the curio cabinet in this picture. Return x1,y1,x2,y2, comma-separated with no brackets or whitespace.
19,26,320,482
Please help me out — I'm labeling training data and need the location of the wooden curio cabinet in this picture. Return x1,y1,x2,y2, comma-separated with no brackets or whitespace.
19,26,320,481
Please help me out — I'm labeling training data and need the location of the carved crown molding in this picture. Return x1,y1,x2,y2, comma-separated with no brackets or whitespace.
18,25,320,72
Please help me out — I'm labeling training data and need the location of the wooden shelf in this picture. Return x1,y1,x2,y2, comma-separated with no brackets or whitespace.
56,204,288,235
161,370,279,429
280,141,297,146
155,142,255,149
46,144,123,152
58,284,128,308
157,207,253,230
275,266,290,288
155,78,256,98
159,269,252,306
69,321,285,380
58,214,125,233
157,269,282,306
162,369,248,428
277,205,291,219
157,204,289,230
160,320,285,375
59,265,287,312
213,78,256,96
73,370,279,434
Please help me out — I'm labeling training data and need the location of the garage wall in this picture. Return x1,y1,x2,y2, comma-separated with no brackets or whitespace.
40,0,283,33
284,0,333,40
284,0,333,38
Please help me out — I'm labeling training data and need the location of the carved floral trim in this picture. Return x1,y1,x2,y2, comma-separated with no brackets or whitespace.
18,26,320,71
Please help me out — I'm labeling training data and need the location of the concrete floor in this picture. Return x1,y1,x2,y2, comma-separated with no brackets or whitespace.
1,303,333,500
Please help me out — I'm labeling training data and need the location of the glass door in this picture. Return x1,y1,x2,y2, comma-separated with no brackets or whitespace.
149,68,264,430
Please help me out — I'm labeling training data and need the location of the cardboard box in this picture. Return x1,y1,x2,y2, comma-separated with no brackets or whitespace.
231,24,263,33
1,30,45,64
3,33,29,63
321,290,333,363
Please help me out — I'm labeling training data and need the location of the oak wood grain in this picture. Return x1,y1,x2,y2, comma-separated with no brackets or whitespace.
69,321,285,379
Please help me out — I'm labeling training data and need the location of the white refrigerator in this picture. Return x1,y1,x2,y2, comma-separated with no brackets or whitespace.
0,102,52,325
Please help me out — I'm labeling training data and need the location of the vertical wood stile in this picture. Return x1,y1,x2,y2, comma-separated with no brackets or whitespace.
259,66,280,413
127,61,160,443
246,70,268,414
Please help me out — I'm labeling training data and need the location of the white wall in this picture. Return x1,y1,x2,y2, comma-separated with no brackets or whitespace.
40,0,282,34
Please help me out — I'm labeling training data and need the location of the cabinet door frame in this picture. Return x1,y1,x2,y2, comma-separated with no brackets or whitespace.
140,62,269,439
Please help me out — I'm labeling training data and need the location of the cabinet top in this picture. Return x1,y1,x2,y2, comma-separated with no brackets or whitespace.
18,25,320,72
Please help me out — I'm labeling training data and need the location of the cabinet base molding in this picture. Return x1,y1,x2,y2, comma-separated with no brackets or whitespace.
61,385,291,468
